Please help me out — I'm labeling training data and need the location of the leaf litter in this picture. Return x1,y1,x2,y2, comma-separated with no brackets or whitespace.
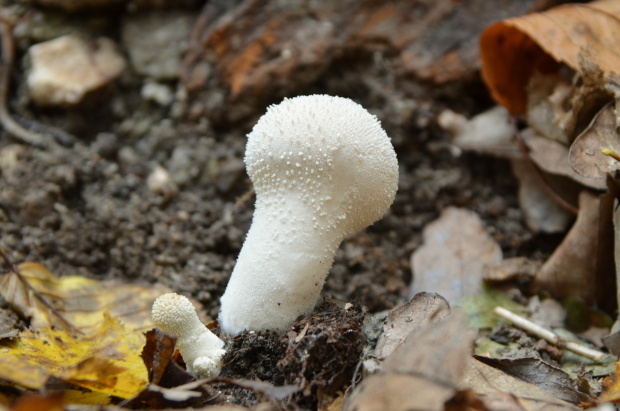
0,261,171,333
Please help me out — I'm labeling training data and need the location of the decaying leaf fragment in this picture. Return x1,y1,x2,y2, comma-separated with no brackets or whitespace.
474,356,593,403
410,207,502,305
374,292,450,360
345,311,474,411
535,191,605,304
483,256,541,284
460,357,578,410
525,128,607,190
569,103,620,179
594,360,620,405
455,284,525,330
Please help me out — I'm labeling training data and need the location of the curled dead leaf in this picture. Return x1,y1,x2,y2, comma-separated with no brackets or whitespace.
569,103,620,179
480,0,620,114
535,191,602,304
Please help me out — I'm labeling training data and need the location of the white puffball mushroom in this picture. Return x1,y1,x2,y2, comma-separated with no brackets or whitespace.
151,293,226,377
219,95,399,335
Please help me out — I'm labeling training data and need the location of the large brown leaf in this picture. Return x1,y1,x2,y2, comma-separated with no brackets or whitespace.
480,0,620,114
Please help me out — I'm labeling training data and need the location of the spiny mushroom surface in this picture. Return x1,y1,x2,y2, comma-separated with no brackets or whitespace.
152,293,226,377
219,95,399,335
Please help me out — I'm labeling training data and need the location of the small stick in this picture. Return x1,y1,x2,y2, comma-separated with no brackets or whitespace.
234,187,255,209
493,306,608,362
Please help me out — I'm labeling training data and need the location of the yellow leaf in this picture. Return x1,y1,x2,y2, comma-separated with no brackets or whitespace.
0,355,47,389
0,315,148,399
0,262,170,333
62,389,111,406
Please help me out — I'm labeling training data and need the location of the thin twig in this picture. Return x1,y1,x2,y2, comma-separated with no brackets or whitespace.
0,21,52,148
14,115,76,147
0,248,83,334
234,187,255,209
493,306,608,362
511,118,579,215
0,18,75,148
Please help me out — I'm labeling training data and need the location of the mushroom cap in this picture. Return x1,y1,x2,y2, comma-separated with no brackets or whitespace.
151,293,201,337
245,95,398,239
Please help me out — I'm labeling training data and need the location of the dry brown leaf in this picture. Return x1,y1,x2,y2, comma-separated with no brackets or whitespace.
383,311,474,381
141,328,187,387
474,356,592,403
346,312,474,411
374,292,450,360
569,103,620,179
594,361,620,404
480,0,620,114
525,128,607,189
613,191,620,333
345,374,454,411
535,191,601,303
483,256,541,283
460,357,578,410
603,331,620,355
410,207,502,305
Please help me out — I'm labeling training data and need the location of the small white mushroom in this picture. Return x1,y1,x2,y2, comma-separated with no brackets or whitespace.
219,95,399,335
151,293,226,377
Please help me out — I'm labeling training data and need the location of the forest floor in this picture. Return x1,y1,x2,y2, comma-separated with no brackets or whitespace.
0,1,608,410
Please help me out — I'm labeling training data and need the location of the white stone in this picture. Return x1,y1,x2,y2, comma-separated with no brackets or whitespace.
141,81,174,106
147,165,179,198
27,34,126,106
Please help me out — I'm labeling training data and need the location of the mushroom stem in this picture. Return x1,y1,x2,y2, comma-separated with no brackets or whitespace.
220,196,342,335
